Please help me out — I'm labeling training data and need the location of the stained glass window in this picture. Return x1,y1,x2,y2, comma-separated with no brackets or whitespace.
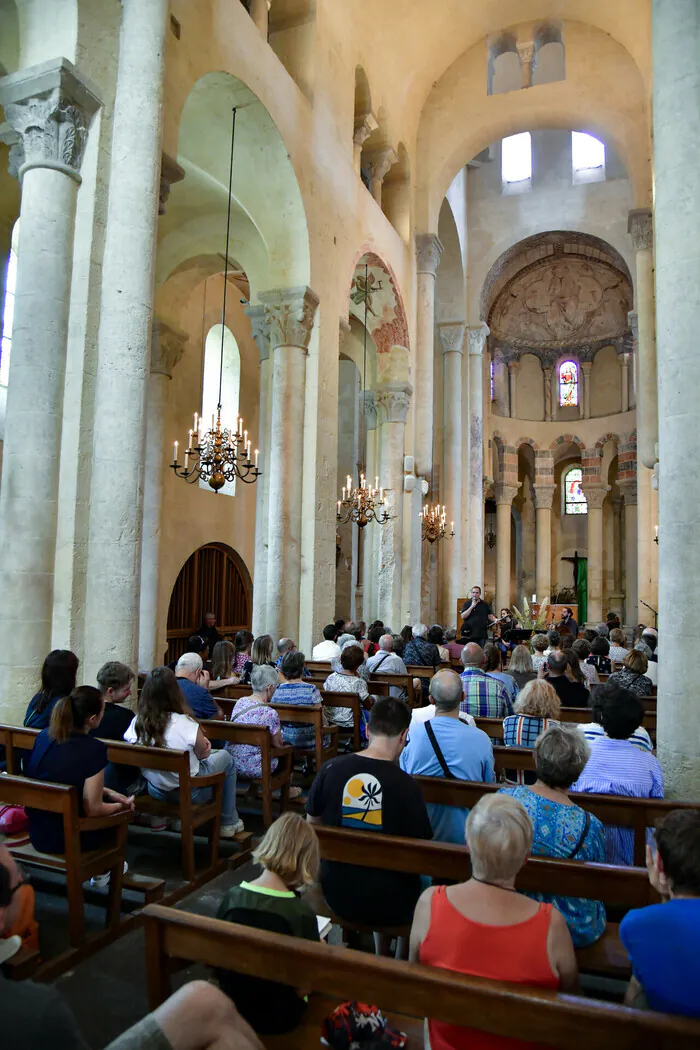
490,359,495,400
1,220,19,387
559,359,578,407
564,467,587,515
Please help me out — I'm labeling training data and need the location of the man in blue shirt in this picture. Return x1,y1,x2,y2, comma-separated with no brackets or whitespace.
175,652,222,720
400,670,495,843
620,809,700,1019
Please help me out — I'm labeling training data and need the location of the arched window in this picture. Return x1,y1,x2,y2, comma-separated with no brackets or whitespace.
572,131,605,184
564,467,587,515
1,219,19,387
201,323,241,497
502,132,532,192
559,359,578,407
490,359,495,401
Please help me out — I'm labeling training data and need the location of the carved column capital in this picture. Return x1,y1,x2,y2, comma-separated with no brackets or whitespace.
617,479,638,506
517,41,535,87
581,483,609,510
159,151,185,215
628,208,653,252
415,233,444,276
365,146,397,201
376,385,411,425
244,303,270,361
0,58,101,182
508,359,521,374
360,390,377,431
533,485,555,511
353,112,378,150
437,321,465,354
494,482,519,506
467,322,490,355
581,360,593,376
259,286,319,352
627,310,639,344
151,319,187,377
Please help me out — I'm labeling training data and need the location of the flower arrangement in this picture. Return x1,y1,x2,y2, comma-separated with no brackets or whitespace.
511,596,551,634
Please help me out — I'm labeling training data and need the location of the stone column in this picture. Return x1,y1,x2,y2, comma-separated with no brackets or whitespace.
83,0,169,681
375,386,410,629
517,41,535,88
494,483,518,614
533,485,554,604
619,353,630,413
260,286,319,642
352,113,378,175
508,360,519,418
628,209,658,469
618,480,638,625
249,0,271,37
581,361,593,419
245,305,272,635
438,322,464,626
582,484,608,623
364,146,397,206
467,324,489,587
415,234,443,479
138,321,187,671
543,365,554,421
637,462,654,625
0,59,99,714
360,392,378,620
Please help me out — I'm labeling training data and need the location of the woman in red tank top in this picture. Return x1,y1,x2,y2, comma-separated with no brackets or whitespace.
410,794,579,1050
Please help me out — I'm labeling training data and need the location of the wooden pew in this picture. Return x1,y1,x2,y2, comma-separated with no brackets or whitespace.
368,672,418,707
0,774,129,946
199,720,293,827
217,697,340,772
0,725,232,884
493,745,535,775
405,664,438,679
473,710,656,744
141,903,700,1048
413,775,700,866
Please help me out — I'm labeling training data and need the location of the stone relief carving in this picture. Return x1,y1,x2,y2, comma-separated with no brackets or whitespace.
260,286,319,351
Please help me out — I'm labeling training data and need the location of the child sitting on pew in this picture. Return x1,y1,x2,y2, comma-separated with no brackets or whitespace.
216,813,322,1035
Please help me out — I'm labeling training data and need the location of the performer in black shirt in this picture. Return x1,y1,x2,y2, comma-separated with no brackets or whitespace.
459,586,497,648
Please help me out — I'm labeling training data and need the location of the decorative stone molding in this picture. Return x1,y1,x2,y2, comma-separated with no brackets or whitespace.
360,390,377,431
376,385,411,425
437,321,465,354
628,208,653,252
483,475,494,500
353,113,378,151
581,483,609,510
159,151,185,215
244,304,269,362
533,485,555,511
150,319,187,377
508,360,520,374
365,146,397,201
0,58,101,182
627,310,639,344
259,286,319,352
494,482,519,506
516,41,535,87
617,479,637,506
467,322,490,355
415,233,444,276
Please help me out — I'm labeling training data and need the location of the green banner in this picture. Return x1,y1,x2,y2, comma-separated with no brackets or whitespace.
576,558,588,625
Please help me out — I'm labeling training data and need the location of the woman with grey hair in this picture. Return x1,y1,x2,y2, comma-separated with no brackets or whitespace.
227,664,301,797
500,724,606,947
402,623,440,701
410,794,578,1049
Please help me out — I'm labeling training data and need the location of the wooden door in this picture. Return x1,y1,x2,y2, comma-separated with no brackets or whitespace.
166,544,252,663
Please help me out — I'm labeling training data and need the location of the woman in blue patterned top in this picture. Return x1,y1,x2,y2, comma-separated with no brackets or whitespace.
500,723,606,948
502,679,560,785
275,649,323,749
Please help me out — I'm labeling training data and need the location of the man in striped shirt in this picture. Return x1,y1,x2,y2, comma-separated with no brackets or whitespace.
459,642,513,718
572,687,663,865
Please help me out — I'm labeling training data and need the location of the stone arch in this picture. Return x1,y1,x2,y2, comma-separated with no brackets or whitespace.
595,431,622,451
515,436,539,451
346,247,410,388
550,433,586,454
487,31,521,95
532,22,565,86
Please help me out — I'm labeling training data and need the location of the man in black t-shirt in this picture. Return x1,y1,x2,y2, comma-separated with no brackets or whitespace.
94,661,142,795
307,697,433,930
460,585,497,647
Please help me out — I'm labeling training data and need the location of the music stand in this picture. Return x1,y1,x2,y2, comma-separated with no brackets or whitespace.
505,629,532,645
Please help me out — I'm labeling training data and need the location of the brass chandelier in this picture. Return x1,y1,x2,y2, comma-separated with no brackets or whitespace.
421,502,454,544
170,107,261,493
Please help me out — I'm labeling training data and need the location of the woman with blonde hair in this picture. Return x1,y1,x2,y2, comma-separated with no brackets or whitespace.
241,634,276,685
502,678,561,786
507,644,536,692
208,639,238,693
216,812,321,1034
411,794,578,1049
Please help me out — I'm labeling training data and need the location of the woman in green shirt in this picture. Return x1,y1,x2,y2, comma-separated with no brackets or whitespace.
216,812,321,1034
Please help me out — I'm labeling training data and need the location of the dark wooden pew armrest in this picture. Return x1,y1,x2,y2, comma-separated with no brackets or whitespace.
187,771,226,789
77,809,133,833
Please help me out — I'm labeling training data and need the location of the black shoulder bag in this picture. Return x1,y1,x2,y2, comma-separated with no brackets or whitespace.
424,720,455,780
569,812,591,858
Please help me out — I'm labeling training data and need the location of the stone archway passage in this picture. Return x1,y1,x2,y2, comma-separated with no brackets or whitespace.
166,543,252,663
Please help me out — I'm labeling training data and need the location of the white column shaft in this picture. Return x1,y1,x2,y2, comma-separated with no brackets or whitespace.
249,0,270,36
252,355,273,634
467,330,486,587
442,344,463,626
637,465,654,620
587,506,604,623
495,501,512,613
377,420,405,628
635,244,658,469
138,371,168,670
620,357,630,413
535,506,552,602
624,499,638,624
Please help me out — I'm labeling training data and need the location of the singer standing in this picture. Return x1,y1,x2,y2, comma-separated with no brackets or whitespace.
460,586,497,648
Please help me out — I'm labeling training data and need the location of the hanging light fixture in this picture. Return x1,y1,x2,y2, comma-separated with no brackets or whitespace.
170,107,261,493
485,501,497,548
421,503,454,544
336,261,391,529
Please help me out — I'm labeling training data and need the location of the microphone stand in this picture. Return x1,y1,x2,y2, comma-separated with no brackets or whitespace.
639,599,658,630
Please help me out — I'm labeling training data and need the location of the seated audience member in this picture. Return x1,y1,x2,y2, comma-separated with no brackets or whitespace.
227,665,293,793
307,697,432,942
620,810,700,1018
483,643,518,707
530,633,549,673
0,843,262,1050
606,611,621,632
571,689,663,864
608,628,630,667
217,813,320,1034
365,624,384,657
444,628,464,662
410,794,578,1050
586,635,612,675
400,671,494,843
403,623,441,701
392,632,406,659
366,634,410,699
400,624,413,645
564,647,590,691
198,611,222,653
608,648,653,697
596,622,610,638
428,625,450,663
501,725,606,947
544,650,589,708
232,629,255,677
276,650,324,750
125,667,243,836
275,637,295,665
242,635,277,685
639,630,658,685
543,629,561,657
572,638,599,689
503,679,560,786
579,683,654,753
583,628,597,645
323,644,370,736
25,687,134,856
94,661,136,740
460,643,513,719
175,652,222,719
507,644,537,692
208,640,239,692
641,627,658,662
312,621,344,663
24,649,79,730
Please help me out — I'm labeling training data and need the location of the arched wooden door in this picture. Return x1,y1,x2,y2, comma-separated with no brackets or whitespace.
166,543,252,663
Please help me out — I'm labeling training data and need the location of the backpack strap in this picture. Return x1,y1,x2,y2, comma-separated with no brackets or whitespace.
424,720,455,780
569,811,591,859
